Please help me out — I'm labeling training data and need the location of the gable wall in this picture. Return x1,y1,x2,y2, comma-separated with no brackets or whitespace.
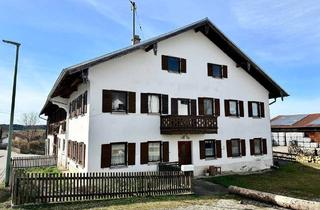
86,30,272,174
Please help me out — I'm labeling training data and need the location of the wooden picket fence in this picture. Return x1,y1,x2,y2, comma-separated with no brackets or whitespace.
11,171,192,206
11,155,57,168
273,152,297,162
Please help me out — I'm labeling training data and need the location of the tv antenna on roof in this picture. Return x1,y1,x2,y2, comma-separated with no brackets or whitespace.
129,0,140,44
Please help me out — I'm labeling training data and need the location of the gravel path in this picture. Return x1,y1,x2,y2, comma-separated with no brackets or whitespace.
158,198,286,210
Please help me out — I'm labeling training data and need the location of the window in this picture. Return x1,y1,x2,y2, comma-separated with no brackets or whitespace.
254,139,262,155
252,102,259,117
231,139,241,157
208,63,227,78
212,64,222,78
111,143,127,166
162,55,186,73
62,139,65,151
148,142,161,162
205,140,215,158
229,101,238,116
204,99,214,115
167,56,180,73
148,95,160,113
112,91,127,112
225,100,244,117
178,99,189,115
248,101,265,118
69,91,88,118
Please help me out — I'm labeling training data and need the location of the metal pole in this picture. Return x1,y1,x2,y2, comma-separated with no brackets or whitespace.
3,40,21,187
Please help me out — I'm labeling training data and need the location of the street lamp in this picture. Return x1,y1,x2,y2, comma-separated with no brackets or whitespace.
3,39,21,187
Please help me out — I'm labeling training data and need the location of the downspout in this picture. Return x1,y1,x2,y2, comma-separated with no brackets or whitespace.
269,98,277,105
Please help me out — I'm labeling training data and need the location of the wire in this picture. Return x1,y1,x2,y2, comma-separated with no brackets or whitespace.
136,5,145,40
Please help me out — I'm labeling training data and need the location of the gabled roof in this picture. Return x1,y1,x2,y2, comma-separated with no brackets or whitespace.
41,18,288,115
271,114,320,131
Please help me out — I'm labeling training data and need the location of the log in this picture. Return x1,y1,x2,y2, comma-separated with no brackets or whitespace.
228,186,320,210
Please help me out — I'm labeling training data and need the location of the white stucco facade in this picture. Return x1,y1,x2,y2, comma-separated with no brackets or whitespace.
46,28,277,176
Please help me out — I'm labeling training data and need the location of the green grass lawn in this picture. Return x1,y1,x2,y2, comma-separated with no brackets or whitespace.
24,166,61,174
207,162,320,200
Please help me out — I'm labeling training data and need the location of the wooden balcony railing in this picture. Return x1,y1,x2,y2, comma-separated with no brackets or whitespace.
48,120,66,135
160,115,218,134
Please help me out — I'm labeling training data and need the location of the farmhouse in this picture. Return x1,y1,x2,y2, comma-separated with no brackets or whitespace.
272,114,320,148
40,18,288,176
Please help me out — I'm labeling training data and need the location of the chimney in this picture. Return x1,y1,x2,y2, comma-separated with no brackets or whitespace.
132,35,141,45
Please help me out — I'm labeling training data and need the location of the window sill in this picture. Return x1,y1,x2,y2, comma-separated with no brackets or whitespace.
205,157,217,160
250,116,262,119
110,165,128,169
148,161,161,165
147,113,161,116
111,111,128,115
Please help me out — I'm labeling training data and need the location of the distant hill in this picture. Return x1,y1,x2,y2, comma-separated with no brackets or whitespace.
0,124,46,138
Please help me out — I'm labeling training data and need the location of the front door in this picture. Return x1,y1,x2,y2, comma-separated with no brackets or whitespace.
178,141,192,165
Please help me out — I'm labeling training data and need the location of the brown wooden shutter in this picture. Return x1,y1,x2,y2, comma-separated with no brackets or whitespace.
199,141,205,159
214,99,220,116
82,144,86,168
241,139,246,156
207,63,213,77
67,140,71,158
216,140,222,158
162,142,169,162
102,90,112,113
248,102,253,117
128,92,136,113
190,99,197,116
239,101,244,117
171,98,178,115
260,102,265,118
222,65,228,78
83,91,87,114
140,93,148,113
198,98,204,115
226,140,232,157
250,139,255,155
140,142,148,164
262,138,267,154
128,143,136,165
180,58,186,73
101,144,111,168
224,100,230,116
162,55,168,70
161,94,168,114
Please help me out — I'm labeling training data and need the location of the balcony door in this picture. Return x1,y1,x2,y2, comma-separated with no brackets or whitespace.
178,141,192,165
171,98,196,116
178,99,189,115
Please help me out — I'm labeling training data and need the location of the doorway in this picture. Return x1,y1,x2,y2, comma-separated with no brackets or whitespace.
178,141,192,165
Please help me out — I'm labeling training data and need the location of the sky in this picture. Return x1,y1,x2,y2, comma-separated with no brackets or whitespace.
1,0,320,124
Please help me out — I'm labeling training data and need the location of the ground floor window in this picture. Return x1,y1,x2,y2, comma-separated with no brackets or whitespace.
231,139,241,157
205,140,215,158
111,143,127,166
148,142,161,162
254,138,262,155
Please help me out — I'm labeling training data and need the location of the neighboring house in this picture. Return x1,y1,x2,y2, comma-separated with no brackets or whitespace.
40,18,288,176
271,114,320,148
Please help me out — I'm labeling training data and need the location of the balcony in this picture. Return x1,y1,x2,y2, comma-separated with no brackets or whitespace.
48,121,66,135
160,115,218,134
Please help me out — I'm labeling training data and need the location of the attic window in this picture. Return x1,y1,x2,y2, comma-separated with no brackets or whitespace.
207,63,228,78
162,55,186,73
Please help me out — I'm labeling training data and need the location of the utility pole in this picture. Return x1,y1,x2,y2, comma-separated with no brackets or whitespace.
129,0,137,44
3,39,21,187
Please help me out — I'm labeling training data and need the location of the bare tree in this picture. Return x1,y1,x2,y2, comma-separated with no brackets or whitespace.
21,112,40,144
